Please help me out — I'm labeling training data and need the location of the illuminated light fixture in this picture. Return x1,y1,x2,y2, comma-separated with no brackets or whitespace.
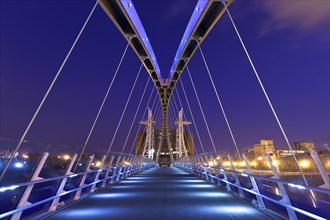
98,169,103,172
128,2,132,7
79,163,82,166
223,161,231,166
288,183,306,190
69,174,78,178
182,184,214,189
250,161,257,166
22,154,29,159
257,156,263,161
299,160,310,168
215,206,255,214
208,161,214,166
195,192,229,198
63,155,70,160
239,161,246,167
14,162,24,168
95,161,102,167
241,173,249,177
272,160,279,166
195,7,200,11
0,185,19,192
220,168,224,172
275,187,280,195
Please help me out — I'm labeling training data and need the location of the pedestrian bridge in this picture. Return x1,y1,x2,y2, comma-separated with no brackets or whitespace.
0,152,328,220
45,167,273,220
0,0,329,219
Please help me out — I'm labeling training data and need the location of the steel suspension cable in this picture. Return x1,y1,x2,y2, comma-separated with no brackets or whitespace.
0,1,99,181
129,87,156,154
179,80,204,154
106,64,143,157
186,65,217,154
74,42,130,171
224,6,310,185
121,77,151,153
198,46,241,159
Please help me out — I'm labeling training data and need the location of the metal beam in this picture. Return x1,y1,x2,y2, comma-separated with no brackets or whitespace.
99,0,163,84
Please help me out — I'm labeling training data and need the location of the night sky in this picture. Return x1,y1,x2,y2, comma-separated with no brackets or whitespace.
0,0,329,155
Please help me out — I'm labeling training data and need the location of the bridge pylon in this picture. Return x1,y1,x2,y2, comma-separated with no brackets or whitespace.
139,108,155,159
175,108,191,159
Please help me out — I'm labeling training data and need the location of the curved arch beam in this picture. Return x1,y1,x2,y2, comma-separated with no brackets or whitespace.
99,0,163,85
99,0,233,162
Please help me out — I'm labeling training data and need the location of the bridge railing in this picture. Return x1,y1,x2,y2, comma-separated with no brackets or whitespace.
0,138,157,220
173,151,330,220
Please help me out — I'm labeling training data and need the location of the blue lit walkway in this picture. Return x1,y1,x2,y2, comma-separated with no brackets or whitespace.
45,167,274,220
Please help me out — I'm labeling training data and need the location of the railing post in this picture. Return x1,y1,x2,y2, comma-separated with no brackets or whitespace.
49,154,77,212
266,153,298,220
219,156,231,191
115,155,122,166
130,157,137,174
228,155,245,198
102,155,115,187
111,155,120,183
73,154,94,201
125,157,134,177
11,152,49,220
115,156,125,182
120,156,128,179
90,155,106,193
243,154,265,209
309,150,330,189
197,156,204,177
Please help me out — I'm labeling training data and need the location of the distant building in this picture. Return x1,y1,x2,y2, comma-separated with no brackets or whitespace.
276,149,306,158
253,139,276,160
294,141,314,151
243,148,255,160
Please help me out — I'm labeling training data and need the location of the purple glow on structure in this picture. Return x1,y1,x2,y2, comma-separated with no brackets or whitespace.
120,0,162,80
169,0,208,79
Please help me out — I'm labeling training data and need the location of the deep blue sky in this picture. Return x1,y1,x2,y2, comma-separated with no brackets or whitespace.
0,0,329,154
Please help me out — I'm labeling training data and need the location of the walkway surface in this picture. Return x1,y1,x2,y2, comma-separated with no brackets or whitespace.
45,167,274,220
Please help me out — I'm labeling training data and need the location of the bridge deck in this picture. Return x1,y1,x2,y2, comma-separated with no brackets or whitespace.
45,167,274,220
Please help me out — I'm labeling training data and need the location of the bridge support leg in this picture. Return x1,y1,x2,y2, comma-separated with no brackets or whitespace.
90,155,107,193
116,166,123,182
73,155,94,201
11,152,49,220
49,154,77,212
228,155,245,198
219,156,231,191
102,155,115,187
125,157,134,177
310,150,330,189
243,154,265,209
266,153,298,220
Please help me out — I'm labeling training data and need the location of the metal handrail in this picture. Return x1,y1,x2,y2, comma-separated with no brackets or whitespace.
197,164,330,195
0,165,145,219
175,162,329,220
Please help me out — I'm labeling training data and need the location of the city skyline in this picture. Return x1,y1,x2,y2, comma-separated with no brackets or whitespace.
0,0,329,154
